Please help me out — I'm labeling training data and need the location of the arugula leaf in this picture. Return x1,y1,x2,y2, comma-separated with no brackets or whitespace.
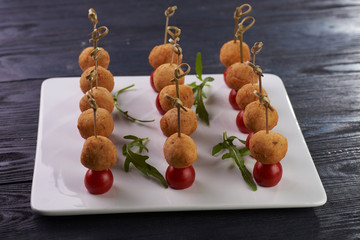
188,52,214,126
195,52,202,79
113,85,155,123
122,135,168,188
212,132,257,191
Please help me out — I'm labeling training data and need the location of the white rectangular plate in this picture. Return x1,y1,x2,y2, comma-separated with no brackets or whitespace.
31,74,327,215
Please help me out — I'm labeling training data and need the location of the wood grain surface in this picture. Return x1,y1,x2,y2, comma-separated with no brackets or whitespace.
0,0,359,239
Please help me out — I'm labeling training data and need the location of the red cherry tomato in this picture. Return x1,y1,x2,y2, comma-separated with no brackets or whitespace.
245,132,254,148
223,67,230,88
150,69,158,92
84,169,114,194
253,162,283,187
166,165,196,190
236,110,251,134
156,93,166,115
229,89,240,110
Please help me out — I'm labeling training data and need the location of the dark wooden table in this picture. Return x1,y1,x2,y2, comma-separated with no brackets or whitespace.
1,0,359,239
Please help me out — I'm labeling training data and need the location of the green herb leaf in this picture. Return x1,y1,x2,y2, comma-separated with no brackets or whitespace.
188,52,214,126
113,85,155,123
195,52,202,79
212,143,225,155
212,131,257,191
122,135,168,188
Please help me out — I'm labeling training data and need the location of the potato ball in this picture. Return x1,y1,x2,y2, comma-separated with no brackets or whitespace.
243,101,278,133
80,66,114,94
249,130,288,164
236,84,267,110
163,133,197,168
80,136,117,171
160,107,197,137
225,62,259,90
219,40,251,67
148,43,182,69
159,85,194,112
77,108,114,139
79,87,114,113
153,63,185,92
79,47,110,71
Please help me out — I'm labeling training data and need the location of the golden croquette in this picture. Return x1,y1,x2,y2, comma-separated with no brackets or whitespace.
236,84,267,110
225,62,259,90
80,136,117,171
78,47,110,71
153,63,185,92
79,87,114,113
219,40,251,67
80,66,114,94
77,108,114,139
148,43,182,68
159,85,194,112
163,133,197,168
243,101,278,133
249,130,288,164
160,107,197,137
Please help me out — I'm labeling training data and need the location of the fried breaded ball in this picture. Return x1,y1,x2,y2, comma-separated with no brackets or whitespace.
80,136,117,171
77,108,114,139
249,130,288,164
80,66,114,94
148,43,182,68
236,84,267,110
163,133,197,168
159,85,194,112
160,107,197,137
225,62,259,90
153,63,185,92
219,40,251,67
79,87,114,113
79,47,110,71
243,101,278,133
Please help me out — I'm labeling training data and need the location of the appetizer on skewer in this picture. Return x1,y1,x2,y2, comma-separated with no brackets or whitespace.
79,9,110,71
77,9,116,195
225,16,258,110
80,65,114,94
164,133,197,169
235,42,265,110
243,100,278,134
79,46,110,71
79,9,114,117
160,107,197,137
161,64,197,190
242,66,278,140
79,86,114,113
248,97,288,187
77,105,114,139
148,6,182,69
157,84,194,114
80,94,117,194
151,27,184,92
235,43,268,133
220,4,252,67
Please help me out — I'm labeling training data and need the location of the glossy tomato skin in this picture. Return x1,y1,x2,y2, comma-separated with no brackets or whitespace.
150,69,158,92
229,89,240,110
156,93,166,115
253,162,283,187
166,165,196,190
84,169,114,194
245,132,254,148
223,67,230,88
236,110,251,134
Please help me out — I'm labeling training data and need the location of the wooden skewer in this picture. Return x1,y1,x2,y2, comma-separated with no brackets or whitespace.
164,6,177,44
